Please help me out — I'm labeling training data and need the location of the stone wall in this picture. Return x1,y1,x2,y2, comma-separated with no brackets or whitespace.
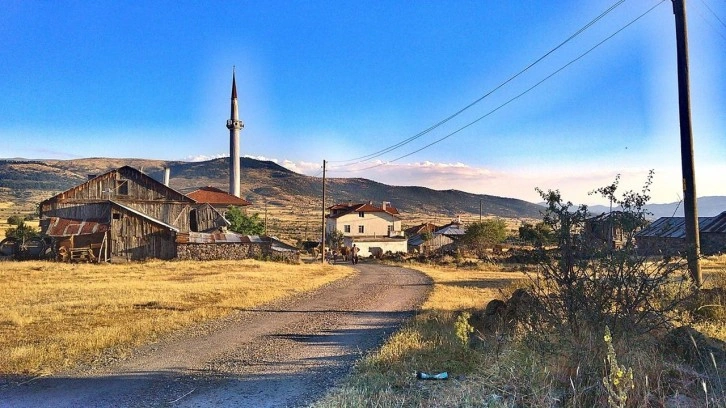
176,243,299,262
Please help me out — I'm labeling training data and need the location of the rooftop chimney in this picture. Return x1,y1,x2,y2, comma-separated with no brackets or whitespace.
163,167,170,187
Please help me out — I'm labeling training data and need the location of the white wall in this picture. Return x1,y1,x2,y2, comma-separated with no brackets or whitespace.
344,237,407,258
329,212,401,237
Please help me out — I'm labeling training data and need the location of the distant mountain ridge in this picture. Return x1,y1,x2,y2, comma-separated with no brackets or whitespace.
587,196,726,219
0,157,545,219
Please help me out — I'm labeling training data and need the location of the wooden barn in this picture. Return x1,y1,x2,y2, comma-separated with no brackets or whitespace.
39,166,229,261
582,212,629,250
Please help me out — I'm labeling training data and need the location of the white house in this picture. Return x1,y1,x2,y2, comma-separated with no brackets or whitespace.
326,201,406,256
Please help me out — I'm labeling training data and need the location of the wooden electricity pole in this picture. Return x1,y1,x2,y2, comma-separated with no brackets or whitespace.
672,0,702,286
321,160,327,264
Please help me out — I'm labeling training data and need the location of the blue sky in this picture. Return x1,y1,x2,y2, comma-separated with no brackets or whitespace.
1,1,724,205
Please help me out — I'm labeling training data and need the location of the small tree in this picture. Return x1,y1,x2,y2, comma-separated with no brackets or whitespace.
527,171,691,338
5,220,38,242
7,215,24,226
518,222,553,247
326,229,345,250
226,206,265,235
461,219,507,258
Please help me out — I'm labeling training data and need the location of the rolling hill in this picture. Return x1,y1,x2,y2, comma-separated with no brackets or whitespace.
0,157,545,221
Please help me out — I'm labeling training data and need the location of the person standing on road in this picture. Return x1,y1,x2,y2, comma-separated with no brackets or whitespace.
352,244,360,264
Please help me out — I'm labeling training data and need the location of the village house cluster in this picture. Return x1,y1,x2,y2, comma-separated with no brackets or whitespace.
16,72,726,263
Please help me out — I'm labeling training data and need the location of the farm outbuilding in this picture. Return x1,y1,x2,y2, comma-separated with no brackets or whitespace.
582,211,631,250
39,166,250,261
408,221,466,254
635,211,726,256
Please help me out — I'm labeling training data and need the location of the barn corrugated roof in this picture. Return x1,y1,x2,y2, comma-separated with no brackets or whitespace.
636,212,726,239
702,211,726,233
436,223,466,236
408,234,425,247
41,217,109,236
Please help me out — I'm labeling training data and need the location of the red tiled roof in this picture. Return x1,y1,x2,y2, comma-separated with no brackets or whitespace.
186,186,251,206
326,202,400,218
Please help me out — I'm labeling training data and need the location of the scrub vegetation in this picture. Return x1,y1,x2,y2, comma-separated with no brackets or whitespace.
316,175,726,407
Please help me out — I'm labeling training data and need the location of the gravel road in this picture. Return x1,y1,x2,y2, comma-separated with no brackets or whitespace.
0,263,432,408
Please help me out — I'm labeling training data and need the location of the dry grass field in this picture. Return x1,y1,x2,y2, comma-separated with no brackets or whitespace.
0,260,354,376
0,201,39,238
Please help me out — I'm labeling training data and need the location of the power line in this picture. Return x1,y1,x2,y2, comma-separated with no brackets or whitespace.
699,0,726,30
327,0,627,166
337,0,667,174
695,0,726,43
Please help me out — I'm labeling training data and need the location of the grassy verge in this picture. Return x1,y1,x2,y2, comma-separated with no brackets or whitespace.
0,259,353,375
314,262,529,407
315,257,726,407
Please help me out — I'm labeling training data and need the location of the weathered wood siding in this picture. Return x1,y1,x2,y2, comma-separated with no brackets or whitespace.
110,207,176,260
41,202,111,221
45,167,190,202
193,204,229,233
40,166,194,232
121,202,191,232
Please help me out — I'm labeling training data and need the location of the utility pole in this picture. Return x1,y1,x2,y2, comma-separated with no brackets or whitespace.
264,199,268,236
321,160,327,264
672,0,702,287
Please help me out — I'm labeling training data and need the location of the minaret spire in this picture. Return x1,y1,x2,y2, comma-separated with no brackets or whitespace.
226,67,244,197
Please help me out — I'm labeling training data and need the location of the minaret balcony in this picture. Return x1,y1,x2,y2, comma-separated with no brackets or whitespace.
226,119,245,130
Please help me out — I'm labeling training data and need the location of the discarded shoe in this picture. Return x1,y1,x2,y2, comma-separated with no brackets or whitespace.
416,371,448,380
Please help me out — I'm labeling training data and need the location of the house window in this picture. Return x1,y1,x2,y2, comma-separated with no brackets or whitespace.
358,225,365,234
358,211,364,218
344,225,351,233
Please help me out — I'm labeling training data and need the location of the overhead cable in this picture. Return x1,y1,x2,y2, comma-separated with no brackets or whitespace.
339,0,667,173
328,0,627,166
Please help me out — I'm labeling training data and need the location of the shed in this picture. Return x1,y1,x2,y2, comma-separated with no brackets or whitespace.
39,166,193,261
635,212,726,256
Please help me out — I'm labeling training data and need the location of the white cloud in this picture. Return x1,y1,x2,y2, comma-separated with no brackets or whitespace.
280,160,321,174
184,153,227,162
243,155,279,163
193,154,723,206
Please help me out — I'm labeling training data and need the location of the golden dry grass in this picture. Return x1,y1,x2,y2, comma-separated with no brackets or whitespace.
313,262,530,407
317,257,726,407
0,202,38,237
0,259,353,375
411,263,529,311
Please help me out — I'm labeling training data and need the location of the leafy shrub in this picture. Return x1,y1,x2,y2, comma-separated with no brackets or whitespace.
526,172,693,339
4,220,38,241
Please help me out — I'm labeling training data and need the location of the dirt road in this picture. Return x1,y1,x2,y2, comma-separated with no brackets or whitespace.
0,263,431,407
